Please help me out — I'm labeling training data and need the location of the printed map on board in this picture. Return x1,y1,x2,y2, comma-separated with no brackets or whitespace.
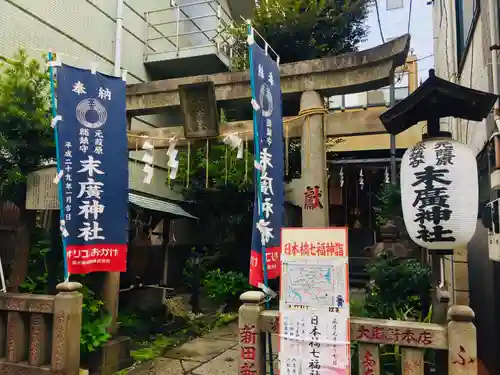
284,263,347,307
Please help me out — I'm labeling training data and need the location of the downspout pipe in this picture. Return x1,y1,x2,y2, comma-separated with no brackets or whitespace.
103,0,125,334
488,0,500,131
114,0,124,77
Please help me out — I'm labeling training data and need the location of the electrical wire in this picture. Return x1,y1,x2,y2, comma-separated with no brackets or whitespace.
465,37,474,144
407,0,414,34
374,0,385,43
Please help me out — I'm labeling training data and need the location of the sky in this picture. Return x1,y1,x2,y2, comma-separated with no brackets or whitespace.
360,0,435,82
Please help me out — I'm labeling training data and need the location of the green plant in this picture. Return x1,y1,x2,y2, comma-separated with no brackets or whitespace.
20,232,54,294
0,49,54,203
373,184,403,227
182,248,213,288
203,269,248,305
21,236,111,356
131,334,182,363
214,312,238,327
364,252,432,320
80,285,111,355
226,0,370,70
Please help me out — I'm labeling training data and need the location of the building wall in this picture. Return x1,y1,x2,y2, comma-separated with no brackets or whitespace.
0,0,231,131
0,0,234,174
433,0,494,152
433,1,497,374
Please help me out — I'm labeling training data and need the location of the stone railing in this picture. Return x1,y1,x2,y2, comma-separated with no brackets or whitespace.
0,282,83,374
239,291,477,375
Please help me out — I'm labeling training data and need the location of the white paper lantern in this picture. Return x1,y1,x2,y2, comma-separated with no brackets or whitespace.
400,138,478,250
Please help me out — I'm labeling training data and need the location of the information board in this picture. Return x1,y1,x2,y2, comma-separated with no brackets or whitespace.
279,227,350,375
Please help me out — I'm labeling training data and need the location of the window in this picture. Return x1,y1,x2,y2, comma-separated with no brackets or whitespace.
387,0,404,10
456,0,480,66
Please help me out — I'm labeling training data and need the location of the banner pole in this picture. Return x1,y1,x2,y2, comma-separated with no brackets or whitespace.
48,51,69,280
247,22,275,375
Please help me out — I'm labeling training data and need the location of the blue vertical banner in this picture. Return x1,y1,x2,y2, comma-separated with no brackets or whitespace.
56,64,128,274
248,43,285,287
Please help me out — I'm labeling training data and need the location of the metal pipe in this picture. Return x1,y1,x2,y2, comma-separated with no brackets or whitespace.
114,0,124,77
154,13,217,26
488,0,500,131
176,6,180,56
389,80,397,184
327,157,402,164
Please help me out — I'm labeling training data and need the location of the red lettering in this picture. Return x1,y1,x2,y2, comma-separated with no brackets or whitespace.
310,244,317,256
363,350,376,367
356,325,372,340
401,329,417,345
284,243,292,255
300,242,310,256
241,347,256,361
240,362,256,375
325,242,345,256
240,325,256,345
363,350,376,375
291,242,299,255
386,328,400,342
371,327,385,340
418,330,433,345
316,242,326,256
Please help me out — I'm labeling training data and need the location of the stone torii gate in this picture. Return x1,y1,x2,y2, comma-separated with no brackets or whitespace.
126,34,409,224
104,35,410,328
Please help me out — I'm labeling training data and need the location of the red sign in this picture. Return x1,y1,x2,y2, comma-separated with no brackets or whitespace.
249,247,280,287
356,325,434,346
66,244,127,273
283,241,346,257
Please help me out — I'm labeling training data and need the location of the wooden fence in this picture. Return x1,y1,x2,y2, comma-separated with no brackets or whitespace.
239,291,477,375
0,201,21,281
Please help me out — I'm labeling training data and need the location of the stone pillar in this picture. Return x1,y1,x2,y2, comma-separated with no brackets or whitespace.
452,245,470,306
52,281,83,374
239,291,265,375
300,91,329,227
103,273,120,334
448,305,477,375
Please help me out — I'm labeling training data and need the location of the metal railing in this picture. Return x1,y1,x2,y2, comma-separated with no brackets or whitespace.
327,86,410,111
144,0,235,64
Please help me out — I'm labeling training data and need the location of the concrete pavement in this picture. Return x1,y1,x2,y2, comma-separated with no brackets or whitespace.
126,323,278,375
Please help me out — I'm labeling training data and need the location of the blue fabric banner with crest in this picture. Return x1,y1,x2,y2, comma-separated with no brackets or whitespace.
56,64,128,274
248,43,285,287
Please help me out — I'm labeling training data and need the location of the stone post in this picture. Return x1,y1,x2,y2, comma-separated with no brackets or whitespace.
52,281,83,374
103,272,120,334
447,305,477,375
239,291,265,375
300,91,329,227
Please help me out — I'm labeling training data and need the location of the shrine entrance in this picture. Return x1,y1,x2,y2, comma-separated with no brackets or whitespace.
124,32,482,375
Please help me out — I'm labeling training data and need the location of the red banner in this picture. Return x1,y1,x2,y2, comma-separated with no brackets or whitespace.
249,247,281,287
66,244,127,274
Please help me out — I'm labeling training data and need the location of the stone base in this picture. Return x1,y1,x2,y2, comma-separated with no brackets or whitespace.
87,336,133,375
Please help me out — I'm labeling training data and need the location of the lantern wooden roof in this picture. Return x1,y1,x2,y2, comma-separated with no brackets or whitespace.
379,69,498,136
